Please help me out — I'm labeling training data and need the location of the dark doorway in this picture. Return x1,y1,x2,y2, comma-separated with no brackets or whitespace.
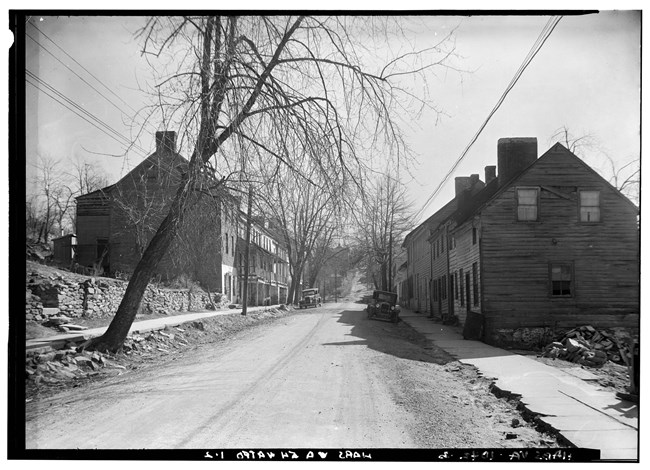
465,272,471,313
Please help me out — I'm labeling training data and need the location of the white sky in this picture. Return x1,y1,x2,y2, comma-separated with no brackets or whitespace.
22,11,641,224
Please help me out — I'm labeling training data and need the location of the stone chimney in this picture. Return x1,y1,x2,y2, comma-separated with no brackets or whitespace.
497,137,537,186
455,176,471,196
155,131,177,154
485,165,496,184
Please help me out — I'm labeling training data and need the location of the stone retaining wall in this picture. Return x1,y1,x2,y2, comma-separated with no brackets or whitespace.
26,270,224,323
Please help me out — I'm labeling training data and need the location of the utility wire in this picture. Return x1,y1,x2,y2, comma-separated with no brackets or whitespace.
26,70,150,156
26,77,149,159
26,31,138,121
27,76,182,181
30,22,141,116
413,16,562,223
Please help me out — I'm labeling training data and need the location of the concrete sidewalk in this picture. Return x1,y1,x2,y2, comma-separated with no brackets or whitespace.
399,308,638,461
26,305,282,352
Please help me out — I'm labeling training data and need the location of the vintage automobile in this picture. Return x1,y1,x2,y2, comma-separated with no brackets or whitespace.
366,290,400,323
299,288,322,309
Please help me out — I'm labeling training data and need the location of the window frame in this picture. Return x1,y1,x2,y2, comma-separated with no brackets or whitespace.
549,262,574,298
578,189,602,223
515,186,540,222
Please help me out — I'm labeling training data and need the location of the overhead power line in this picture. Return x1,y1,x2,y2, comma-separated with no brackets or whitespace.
26,76,148,159
30,22,141,116
26,31,138,121
26,69,149,156
413,16,563,223
27,75,183,182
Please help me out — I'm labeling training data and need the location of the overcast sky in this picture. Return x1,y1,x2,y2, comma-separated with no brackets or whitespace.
24,12,641,223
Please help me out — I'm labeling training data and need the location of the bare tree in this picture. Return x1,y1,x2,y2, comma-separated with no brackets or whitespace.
30,155,67,243
353,173,414,292
550,125,640,205
84,15,458,352
68,158,109,196
257,161,343,305
604,155,640,206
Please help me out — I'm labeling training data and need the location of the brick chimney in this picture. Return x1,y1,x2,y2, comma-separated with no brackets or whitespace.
497,137,537,186
155,131,177,154
485,165,496,184
455,176,471,196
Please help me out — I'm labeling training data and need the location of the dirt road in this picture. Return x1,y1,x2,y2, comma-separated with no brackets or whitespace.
26,303,557,449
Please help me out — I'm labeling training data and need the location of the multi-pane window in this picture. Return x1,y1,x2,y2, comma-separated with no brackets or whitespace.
550,263,573,296
516,187,539,221
580,190,601,222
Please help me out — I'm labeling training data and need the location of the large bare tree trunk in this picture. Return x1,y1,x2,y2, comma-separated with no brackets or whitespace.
83,177,192,352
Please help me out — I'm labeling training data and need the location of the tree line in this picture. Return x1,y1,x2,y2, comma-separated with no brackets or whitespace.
27,155,108,244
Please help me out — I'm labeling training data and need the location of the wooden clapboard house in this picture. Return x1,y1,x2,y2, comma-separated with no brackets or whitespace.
420,137,639,347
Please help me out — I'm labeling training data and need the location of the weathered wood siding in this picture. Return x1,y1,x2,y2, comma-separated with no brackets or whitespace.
480,146,639,336
449,218,482,326
76,191,111,267
405,229,431,312
430,226,450,319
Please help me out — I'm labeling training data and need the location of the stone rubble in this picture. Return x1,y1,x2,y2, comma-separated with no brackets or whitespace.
540,325,637,367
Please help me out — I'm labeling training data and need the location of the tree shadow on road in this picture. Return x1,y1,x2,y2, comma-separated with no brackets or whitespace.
322,309,456,366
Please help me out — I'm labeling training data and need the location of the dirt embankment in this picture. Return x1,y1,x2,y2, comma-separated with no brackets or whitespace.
26,306,296,401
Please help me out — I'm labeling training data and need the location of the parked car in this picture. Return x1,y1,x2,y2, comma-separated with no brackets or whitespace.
366,290,400,323
299,288,322,309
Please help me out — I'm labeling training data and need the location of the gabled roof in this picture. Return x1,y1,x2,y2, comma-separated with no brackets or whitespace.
448,142,638,228
402,197,457,247
451,177,500,226
403,179,487,246
75,184,115,200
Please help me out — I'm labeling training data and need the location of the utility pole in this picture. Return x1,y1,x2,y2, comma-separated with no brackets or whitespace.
334,270,338,303
242,185,253,316
388,228,393,292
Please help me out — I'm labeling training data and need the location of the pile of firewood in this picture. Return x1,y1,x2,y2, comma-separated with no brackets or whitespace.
540,325,633,368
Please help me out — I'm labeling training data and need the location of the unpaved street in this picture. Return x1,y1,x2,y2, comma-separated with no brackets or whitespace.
26,303,557,449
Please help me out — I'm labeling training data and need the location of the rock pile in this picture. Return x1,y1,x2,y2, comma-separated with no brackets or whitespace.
122,326,192,355
25,289,44,322
541,325,635,367
25,344,125,387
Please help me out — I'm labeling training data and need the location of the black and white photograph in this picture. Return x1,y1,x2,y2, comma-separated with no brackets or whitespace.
9,6,642,462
